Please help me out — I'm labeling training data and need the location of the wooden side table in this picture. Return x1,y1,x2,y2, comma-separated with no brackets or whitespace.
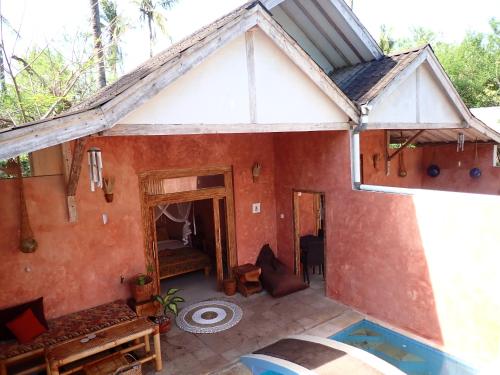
46,318,162,375
128,299,160,317
233,264,262,297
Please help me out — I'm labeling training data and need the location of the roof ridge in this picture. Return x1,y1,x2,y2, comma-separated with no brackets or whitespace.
388,44,429,57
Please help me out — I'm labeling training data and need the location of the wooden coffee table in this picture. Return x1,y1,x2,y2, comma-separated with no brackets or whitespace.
46,318,162,375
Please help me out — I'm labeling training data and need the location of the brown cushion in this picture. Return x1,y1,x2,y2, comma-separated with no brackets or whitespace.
257,245,308,298
0,297,48,341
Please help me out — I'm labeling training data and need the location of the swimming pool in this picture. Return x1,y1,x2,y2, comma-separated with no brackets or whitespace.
330,320,478,375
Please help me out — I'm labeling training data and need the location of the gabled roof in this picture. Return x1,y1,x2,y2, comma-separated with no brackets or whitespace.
0,1,359,160
332,45,500,144
332,46,425,105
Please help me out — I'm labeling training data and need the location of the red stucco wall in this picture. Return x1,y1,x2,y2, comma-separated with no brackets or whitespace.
421,143,500,195
1,130,498,365
274,131,500,364
361,130,500,196
0,134,277,318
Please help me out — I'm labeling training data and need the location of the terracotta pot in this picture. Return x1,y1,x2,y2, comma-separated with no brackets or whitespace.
150,315,172,334
104,193,114,203
223,278,237,296
131,275,153,303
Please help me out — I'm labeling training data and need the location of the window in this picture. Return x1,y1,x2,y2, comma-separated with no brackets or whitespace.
494,145,500,167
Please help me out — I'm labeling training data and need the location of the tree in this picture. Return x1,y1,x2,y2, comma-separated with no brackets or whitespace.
134,0,178,57
379,24,395,54
89,0,107,88
101,0,127,80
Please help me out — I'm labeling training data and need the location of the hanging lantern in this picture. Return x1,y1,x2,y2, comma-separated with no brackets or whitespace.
87,147,103,192
427,164,440,178
469,167,481,179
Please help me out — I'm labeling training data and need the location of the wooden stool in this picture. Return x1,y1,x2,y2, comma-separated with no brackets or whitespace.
233,264,262,297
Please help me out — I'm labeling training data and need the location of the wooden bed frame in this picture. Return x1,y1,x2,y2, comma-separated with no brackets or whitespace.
158,246,211,280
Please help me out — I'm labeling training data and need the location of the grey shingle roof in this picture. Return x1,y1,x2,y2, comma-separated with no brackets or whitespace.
331,45,428,105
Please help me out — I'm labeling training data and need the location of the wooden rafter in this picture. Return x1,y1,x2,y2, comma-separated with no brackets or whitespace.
387,130,425,161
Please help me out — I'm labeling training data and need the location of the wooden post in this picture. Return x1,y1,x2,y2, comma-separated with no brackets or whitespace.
293,192,301,276
213,198,223,290
61,138,87,222
153,329,162,371
144,334,151,353
0,361,7,375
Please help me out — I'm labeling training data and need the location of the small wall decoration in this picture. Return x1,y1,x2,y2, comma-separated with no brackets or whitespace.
87,147,103,192
252,162,262,183
469,167,481,179
103,176,115,202
427,164,440,178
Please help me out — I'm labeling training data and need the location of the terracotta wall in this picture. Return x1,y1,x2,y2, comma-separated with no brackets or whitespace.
361,130,500,196
274,131,500,365
0,134,277,318
421,143,500,195
298,192,316,236
361,130,424,188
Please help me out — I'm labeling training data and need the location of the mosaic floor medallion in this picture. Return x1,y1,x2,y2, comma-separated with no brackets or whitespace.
176,300,243,334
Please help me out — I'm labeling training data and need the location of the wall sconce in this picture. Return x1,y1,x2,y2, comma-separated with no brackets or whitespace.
88,147,103,192
252,162,262,183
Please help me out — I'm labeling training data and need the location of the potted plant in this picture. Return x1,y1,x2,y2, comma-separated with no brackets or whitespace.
130,273,154,303
152,288,185,333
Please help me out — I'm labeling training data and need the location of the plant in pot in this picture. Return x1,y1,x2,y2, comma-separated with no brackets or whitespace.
130,273,154,303
152,288,184,333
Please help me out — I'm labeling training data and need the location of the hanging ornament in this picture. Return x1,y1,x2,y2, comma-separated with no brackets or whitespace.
427,164,440,177
398,151,407,177
457,133,465,152
469,139,481,179
87,147,103,192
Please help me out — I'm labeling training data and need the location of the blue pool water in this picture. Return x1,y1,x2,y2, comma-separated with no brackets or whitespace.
330,320,478,375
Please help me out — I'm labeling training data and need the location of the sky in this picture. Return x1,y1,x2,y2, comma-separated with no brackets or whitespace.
0,0,498,74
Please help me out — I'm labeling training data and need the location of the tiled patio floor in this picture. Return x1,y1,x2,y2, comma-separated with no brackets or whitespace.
142,271,364,375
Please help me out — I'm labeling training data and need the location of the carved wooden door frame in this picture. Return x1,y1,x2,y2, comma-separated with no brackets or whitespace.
138,166,237,293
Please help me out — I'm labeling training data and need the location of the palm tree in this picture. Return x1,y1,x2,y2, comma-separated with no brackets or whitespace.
100,0,127,79
133,0,178,57
89,0,106,88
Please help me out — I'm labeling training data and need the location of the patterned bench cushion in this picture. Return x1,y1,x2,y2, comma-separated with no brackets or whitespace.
0,300,137,360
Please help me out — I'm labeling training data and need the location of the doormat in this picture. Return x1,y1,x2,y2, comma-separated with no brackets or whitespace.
176,300,243,334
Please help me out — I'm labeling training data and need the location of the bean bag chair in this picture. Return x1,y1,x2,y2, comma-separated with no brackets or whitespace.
256,244,308,298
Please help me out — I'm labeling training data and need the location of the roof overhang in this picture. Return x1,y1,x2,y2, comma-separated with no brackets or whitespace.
361,47,500,145
262,0,383,72
0,2,359,161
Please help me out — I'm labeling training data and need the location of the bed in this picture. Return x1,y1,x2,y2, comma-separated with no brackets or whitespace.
157,240,211,280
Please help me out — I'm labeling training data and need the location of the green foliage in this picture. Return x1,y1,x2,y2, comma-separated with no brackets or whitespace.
378,19,500,107
154,288,184,316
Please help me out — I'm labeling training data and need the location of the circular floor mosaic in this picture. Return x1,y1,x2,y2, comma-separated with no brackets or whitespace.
176,300,243,334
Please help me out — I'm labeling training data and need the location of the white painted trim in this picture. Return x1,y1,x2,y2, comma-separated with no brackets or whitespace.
245,29,258,123
105,122,350,136
241,354,316,374
367,122,466,130
0,109,107,160
289,335,405,375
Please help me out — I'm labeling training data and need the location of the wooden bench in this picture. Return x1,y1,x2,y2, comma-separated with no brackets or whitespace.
0,300,137,375
46,318,162,375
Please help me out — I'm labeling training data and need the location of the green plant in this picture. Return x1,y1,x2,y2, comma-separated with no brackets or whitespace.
135,274,151,286
154,288,184,316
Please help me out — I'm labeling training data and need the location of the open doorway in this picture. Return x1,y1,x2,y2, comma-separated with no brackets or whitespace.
139,167,237,298
293,191,326,293
154,198,229,299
